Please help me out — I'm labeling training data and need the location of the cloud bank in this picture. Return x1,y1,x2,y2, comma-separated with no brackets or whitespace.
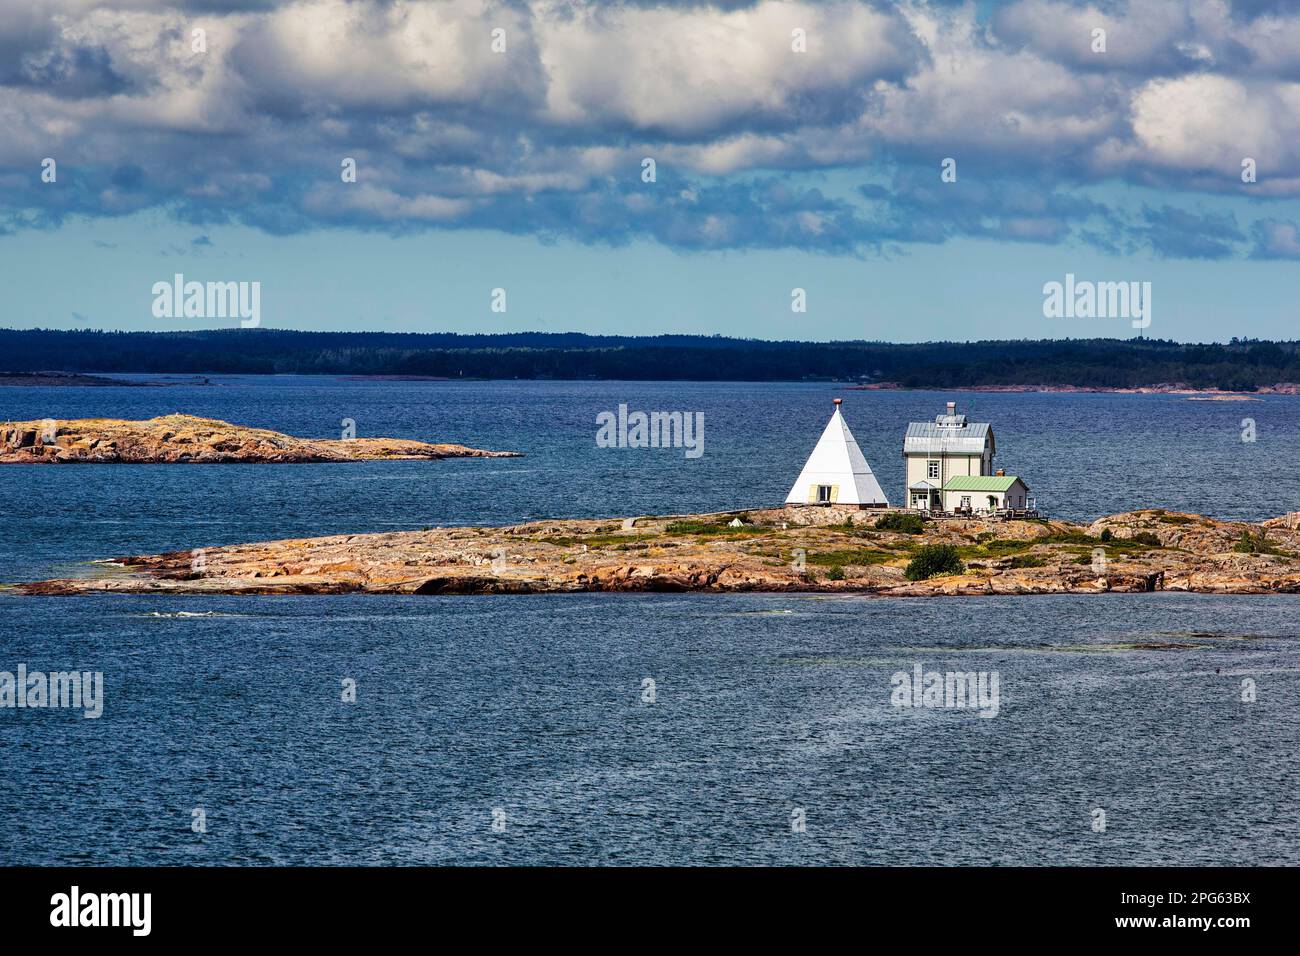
2,0,1299,257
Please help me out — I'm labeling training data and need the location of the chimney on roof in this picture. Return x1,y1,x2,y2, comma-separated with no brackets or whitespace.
946,401,956,415
996,468,1005,476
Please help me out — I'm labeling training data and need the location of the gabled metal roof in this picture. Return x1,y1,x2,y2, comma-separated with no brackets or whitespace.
903,421,994,456
943,475,1026,492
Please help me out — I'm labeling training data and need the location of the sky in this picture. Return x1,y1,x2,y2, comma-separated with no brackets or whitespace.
2,0,1300,342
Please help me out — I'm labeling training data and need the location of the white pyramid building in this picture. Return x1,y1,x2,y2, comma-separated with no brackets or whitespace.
784,399,889,508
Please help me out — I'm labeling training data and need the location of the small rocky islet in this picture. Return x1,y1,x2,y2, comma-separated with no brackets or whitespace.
0,414,520,464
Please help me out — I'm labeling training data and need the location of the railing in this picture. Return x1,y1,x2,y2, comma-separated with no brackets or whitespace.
930,507,1042,520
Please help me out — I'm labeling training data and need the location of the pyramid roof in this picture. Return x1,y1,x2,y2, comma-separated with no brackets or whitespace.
785,404,889,507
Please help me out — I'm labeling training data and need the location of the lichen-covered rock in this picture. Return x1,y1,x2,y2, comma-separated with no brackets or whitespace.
1087,510,1247,552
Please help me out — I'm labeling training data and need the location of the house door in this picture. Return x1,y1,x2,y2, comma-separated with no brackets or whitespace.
987,495,998,509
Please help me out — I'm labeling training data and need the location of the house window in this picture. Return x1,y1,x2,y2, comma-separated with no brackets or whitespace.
927,460,940,479
960,496,971,511
817,485,832,503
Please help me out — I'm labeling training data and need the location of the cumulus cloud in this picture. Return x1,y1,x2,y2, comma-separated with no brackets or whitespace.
536,0,920,137
0,0,1297,257
993,0,1205,75
1128,73,1300,173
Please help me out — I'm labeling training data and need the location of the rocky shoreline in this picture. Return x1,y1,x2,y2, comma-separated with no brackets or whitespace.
15,507,1300,597
0,414,520,464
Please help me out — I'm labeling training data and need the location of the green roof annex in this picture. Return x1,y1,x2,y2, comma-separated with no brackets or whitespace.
941,475,1027,493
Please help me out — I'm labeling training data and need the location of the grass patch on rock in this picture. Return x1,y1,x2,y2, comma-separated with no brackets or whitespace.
1232,530,1292,556
663,520,769,537
957,538,1033,560
540,533,657,548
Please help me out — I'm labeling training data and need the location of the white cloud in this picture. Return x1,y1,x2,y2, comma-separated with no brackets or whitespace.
1130,73,1300,171
536,0,919,136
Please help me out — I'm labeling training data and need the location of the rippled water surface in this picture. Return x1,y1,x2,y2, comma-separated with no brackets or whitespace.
1,379,1297,864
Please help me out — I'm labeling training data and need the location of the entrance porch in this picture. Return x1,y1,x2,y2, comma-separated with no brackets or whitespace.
908,480,941,511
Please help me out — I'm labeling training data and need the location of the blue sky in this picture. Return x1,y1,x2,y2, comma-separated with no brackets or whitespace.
2,0,1300,341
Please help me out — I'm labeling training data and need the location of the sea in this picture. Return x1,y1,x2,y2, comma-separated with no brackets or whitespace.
1,378,1298,865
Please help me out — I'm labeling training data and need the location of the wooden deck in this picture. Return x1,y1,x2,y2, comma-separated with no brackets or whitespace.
928,508,1042,521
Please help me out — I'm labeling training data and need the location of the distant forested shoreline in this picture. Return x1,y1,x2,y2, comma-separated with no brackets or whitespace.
2,328,1299,391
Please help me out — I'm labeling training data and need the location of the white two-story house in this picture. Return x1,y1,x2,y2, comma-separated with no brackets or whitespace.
902,401,995,511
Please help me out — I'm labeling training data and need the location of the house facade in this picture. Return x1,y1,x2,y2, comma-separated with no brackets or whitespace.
941,474,1030,514
902,401,995,510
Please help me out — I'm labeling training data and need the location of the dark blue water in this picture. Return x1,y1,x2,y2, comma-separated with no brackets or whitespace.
2,379,1298,864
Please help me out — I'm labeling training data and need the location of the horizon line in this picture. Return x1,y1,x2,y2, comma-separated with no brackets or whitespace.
1,328,1291,348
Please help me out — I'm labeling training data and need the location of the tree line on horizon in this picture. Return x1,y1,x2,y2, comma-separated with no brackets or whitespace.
2,329,1299,390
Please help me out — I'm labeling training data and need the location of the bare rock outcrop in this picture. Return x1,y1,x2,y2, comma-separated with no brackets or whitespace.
0,414,519,463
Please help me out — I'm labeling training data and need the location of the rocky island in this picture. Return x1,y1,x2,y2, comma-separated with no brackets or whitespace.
15,507,1300,597
0,414,519,464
